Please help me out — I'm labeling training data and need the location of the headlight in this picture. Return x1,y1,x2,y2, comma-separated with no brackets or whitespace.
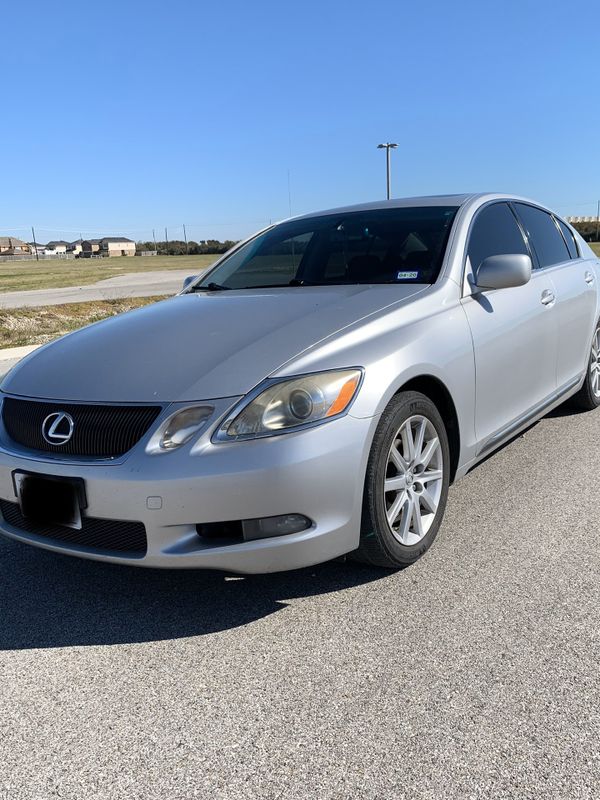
147,405,214,453
215,369,362,441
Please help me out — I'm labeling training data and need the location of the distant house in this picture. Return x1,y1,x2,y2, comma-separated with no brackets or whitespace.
79,236,135,258
0,236,31,255
99,237,136,257
44,240,69,255
80,239,102,257
67,239,84,256
80,236,136,258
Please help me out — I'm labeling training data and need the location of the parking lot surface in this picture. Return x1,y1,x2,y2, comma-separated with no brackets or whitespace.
1,402,599,798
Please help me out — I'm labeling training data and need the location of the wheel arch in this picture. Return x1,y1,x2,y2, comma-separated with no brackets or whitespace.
395,374,460,482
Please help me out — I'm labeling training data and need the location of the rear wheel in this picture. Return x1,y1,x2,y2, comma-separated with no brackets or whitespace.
570,322,600,411
354,391,450,568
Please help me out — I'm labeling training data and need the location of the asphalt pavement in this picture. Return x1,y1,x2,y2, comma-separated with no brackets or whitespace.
1,383,600,797
0,270,200,309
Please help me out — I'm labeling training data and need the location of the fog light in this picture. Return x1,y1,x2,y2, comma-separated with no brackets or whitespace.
242,514,312,541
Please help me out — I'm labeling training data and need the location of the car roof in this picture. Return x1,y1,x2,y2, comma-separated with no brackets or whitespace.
292,194,478,221
289,193,554,222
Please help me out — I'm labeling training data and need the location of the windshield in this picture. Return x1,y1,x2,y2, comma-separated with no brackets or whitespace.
193,206,458,290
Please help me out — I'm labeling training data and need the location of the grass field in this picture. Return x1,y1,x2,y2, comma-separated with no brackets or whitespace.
2,245,597,295
2,245,599,349
0,254,218,293
0,296,166,348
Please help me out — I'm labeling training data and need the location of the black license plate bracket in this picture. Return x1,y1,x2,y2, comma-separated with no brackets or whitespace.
12,472,87,531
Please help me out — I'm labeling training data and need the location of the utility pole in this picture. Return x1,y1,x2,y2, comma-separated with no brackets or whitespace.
152,229,157,252
165,227,169,256
596,200,599,242
377,142,398,199
31,225,39,262
183,223,188,254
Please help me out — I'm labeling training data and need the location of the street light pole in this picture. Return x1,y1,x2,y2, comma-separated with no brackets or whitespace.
377,142,398,199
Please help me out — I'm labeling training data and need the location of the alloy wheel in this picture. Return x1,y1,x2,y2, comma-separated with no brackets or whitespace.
591,326,600,398
383,414,443,546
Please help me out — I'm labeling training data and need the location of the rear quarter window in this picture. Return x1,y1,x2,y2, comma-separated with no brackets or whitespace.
555,218,579,259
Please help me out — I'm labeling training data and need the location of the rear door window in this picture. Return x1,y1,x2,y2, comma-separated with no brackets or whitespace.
513,203,570,268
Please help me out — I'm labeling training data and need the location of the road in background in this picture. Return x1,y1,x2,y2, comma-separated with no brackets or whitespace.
0,357,20,378
0,346,33,379
0,269,207,309
0,344,599,796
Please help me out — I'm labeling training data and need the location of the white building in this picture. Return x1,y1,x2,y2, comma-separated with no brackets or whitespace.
44,240,69,255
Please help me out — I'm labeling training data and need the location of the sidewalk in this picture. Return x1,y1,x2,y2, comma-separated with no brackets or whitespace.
0,344,39,379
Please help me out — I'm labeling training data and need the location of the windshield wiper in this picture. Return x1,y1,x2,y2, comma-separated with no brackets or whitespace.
193,282,232,292
194,279,322,291
239,283,295,289
232,280,304,289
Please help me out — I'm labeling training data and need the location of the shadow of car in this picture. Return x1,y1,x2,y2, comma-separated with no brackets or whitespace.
0,538,389,650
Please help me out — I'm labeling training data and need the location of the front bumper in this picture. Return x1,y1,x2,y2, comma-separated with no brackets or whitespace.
0,410,375,573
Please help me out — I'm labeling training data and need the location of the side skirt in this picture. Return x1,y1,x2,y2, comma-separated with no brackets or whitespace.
454,373,585,480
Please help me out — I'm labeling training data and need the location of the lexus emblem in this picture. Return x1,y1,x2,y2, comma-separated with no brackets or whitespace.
42,412,75,445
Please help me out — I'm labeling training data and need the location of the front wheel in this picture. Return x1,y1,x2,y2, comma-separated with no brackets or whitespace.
570,322,600,411
354,391,450,568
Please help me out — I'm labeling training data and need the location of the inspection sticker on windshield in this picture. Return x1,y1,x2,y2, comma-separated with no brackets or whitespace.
397,271,419,280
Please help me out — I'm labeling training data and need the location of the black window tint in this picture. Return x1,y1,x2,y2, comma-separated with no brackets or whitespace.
514,204,570,268
467,202,528,273
200,207,458,288
223,232,312,288
556,218,579,259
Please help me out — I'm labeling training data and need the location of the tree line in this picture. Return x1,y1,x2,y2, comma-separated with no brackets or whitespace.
137,239,239,256
570,223,600,243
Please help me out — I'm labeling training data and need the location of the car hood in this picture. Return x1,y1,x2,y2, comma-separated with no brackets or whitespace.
2,285,427,403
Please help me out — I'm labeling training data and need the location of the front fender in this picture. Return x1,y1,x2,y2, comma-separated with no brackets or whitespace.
276,283,477,472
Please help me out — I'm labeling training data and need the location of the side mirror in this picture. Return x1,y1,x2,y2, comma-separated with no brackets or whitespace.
182,275,198,290
475,254,532,291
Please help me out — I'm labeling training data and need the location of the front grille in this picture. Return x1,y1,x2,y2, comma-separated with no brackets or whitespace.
1,397,161,458
0,500,147,557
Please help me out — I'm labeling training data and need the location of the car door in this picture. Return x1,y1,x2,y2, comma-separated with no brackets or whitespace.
461,201,558,447
513,204,597,389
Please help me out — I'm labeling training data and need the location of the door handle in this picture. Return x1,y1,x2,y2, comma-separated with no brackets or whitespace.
585,271,595,285
540,289,555,306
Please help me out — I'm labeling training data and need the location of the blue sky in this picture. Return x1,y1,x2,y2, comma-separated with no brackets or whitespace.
2,0,599,243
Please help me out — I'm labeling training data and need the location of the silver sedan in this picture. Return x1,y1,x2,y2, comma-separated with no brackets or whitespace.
0,193,598,571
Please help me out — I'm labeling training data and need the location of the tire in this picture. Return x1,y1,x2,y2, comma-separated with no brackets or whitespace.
570,321,600,411
353,391,450,568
